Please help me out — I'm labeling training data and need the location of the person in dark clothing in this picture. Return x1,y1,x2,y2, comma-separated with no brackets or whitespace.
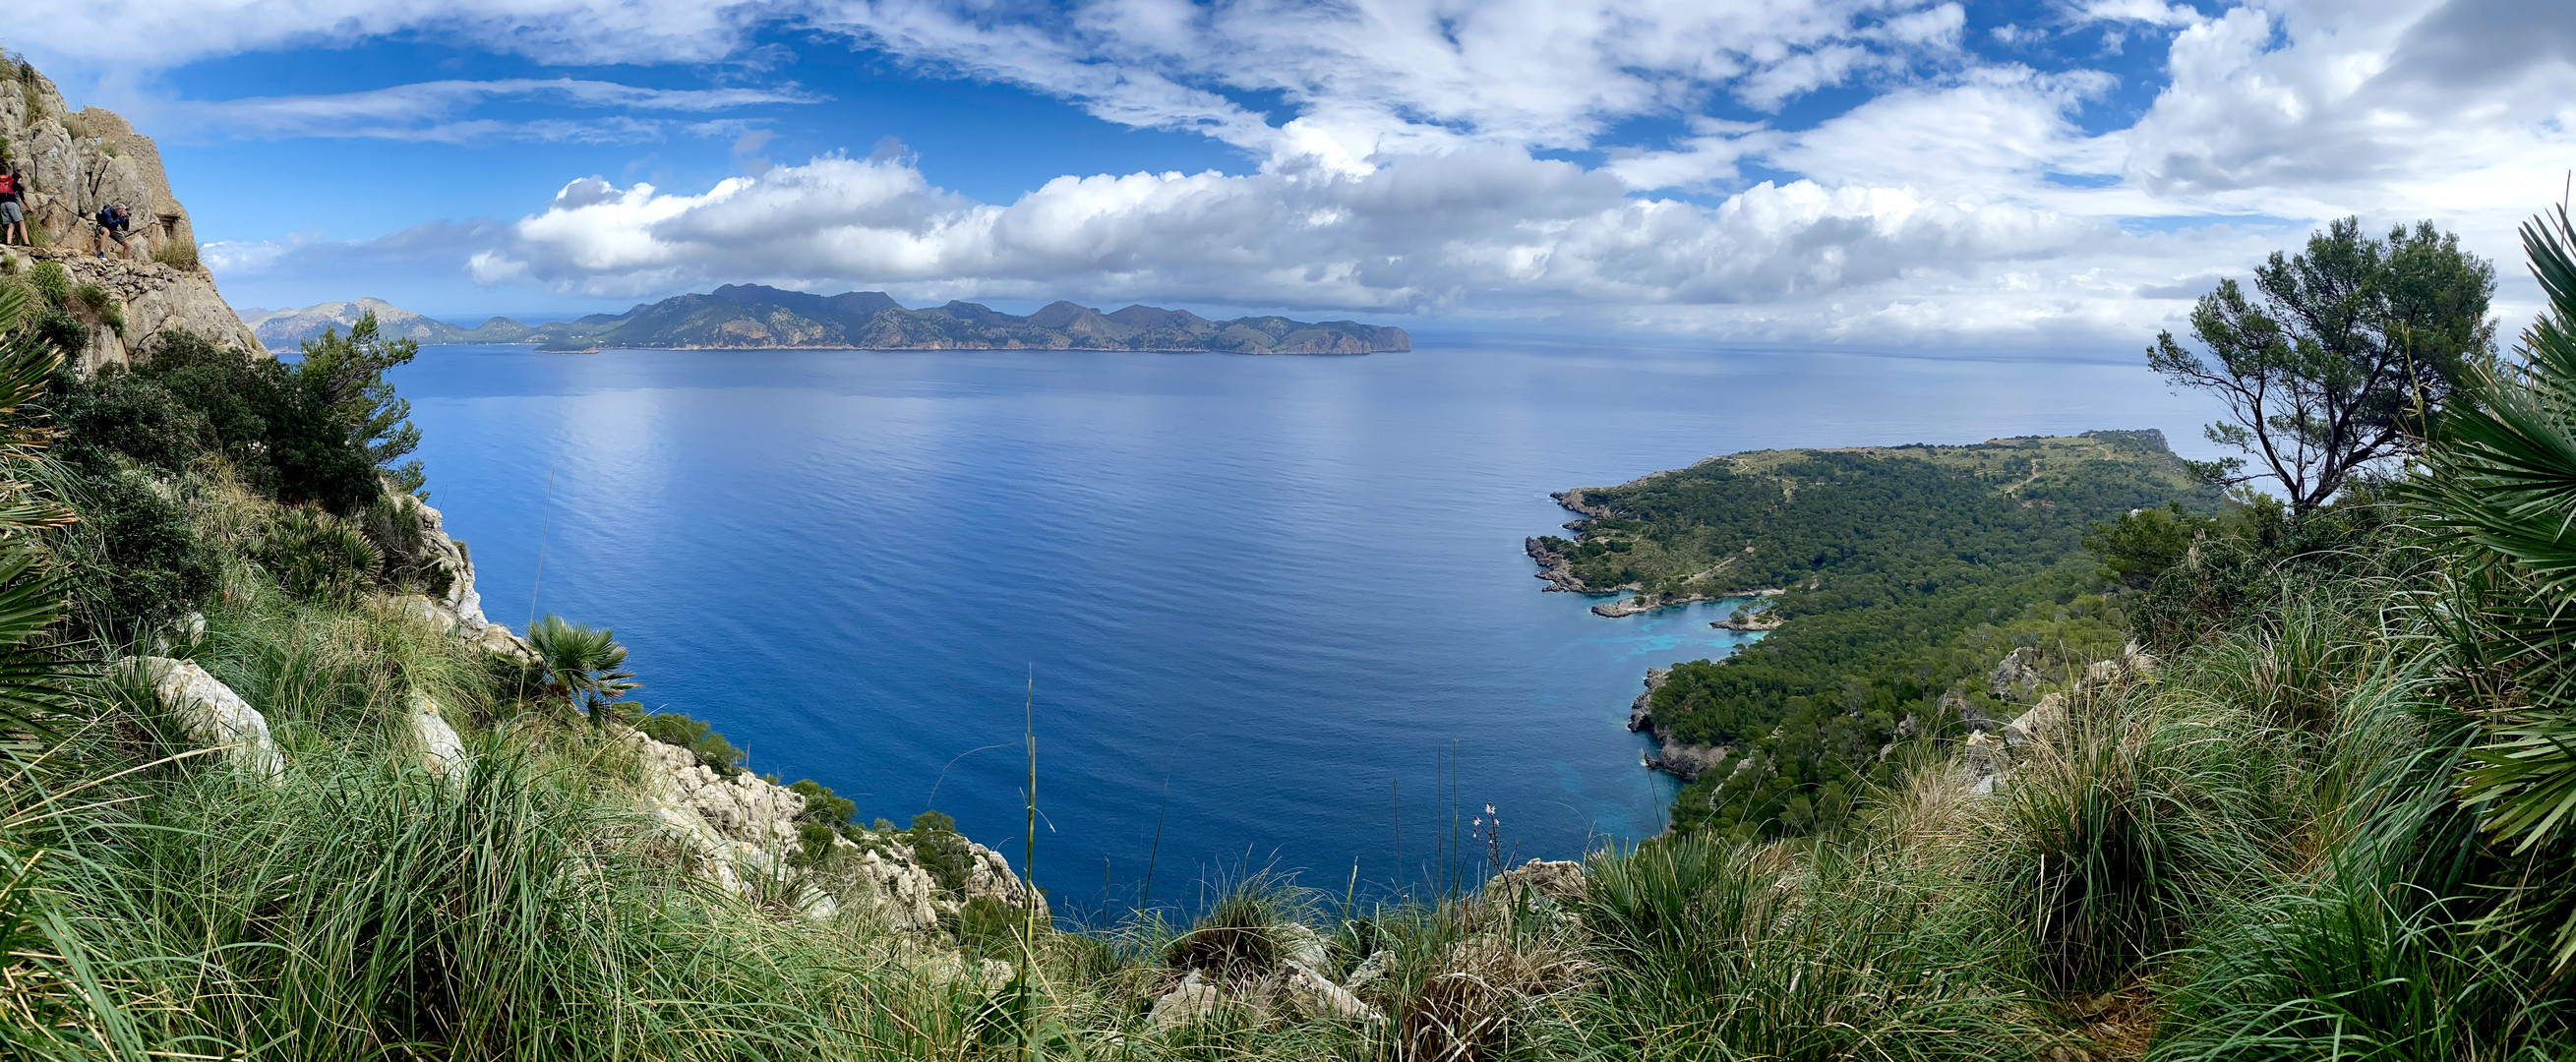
94,202,130,260
0,168,24,247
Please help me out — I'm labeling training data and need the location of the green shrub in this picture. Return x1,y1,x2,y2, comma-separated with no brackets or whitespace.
637,711,743,774
54,468,216,637
261,506,382,602
124,330,384,513
906,810,974,893
27,261,66,305
786,778,855,827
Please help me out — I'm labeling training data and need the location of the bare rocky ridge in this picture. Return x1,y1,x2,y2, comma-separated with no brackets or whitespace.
0,68,264,369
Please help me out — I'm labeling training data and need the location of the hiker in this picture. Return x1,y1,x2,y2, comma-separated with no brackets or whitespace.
93,202,130,260
0,168,23,247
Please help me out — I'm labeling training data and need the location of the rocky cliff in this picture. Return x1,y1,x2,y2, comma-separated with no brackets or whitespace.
0,63,263,369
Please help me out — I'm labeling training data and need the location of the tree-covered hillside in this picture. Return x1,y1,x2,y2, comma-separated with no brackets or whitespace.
1536,432,2224,838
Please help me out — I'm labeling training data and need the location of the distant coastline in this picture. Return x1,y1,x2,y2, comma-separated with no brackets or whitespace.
249,288,1411,355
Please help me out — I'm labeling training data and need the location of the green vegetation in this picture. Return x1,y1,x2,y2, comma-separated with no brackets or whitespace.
149,238,199,270
6,195,2576,1061
1541,432,2219,837
2150,217,2496,511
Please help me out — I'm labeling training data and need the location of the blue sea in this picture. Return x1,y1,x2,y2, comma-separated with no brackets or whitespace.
391,336,2219,917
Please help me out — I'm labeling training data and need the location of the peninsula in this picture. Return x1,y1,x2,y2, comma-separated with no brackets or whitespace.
249,286,1411,354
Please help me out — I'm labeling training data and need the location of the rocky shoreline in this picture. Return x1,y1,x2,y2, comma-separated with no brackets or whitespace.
1624,668,1730,781
1527,488,1786,619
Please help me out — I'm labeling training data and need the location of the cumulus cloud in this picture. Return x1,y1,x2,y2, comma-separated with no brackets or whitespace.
445,149,2258,347
21,0,2574,346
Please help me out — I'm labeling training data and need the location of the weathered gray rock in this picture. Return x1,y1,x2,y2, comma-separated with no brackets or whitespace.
133,657,281,778
629,732,806,847
1,65,264,370
1989,646,2045,701
1483,858,1588,905
1149,970,1224,1032
961,841,1048,920
1646,740,1727,781
409,695,468,780
1281,962,1380,1023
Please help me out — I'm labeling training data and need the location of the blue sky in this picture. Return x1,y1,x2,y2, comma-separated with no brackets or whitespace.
11,0,2572,346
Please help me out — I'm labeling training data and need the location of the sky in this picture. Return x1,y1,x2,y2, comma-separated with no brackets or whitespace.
8,0,2573,351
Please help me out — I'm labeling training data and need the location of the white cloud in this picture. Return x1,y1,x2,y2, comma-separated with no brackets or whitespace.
24,0,2573,346
145,78,815,143
445,150,2247,348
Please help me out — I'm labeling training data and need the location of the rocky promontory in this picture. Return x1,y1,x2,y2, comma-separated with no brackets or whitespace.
1625,668,1729,782
0,67,263,370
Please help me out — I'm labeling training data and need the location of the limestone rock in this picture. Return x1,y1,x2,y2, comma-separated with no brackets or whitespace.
409,695,468,780
850,844,945,932
1645,740,1727,782
1281,962,1381,1023
1989,646,2045,701
1625,668,1668,734
0,63,262,371
133,657,281,778
962,841,1050,921
1484,858,1588,905
629,731,805,846
1149,970,1226,1032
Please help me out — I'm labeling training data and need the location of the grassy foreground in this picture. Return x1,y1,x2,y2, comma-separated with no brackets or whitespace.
7,235,2576,1061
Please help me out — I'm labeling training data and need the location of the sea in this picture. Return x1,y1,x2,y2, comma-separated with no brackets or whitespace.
390,334,2222,918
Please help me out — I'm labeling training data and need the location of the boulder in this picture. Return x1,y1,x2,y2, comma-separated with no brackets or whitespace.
1149,970,1224,1032
409,694,468,780
133,657,281,778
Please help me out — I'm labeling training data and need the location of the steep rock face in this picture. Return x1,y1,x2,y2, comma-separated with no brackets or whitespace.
12,253,267,370
1,64,264,370
1625,668,1730,782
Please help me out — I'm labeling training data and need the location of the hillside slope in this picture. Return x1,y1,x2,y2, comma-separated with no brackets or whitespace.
1530,431,2222,835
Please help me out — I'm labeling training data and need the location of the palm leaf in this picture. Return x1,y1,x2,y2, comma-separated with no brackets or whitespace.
2414,205,2576,967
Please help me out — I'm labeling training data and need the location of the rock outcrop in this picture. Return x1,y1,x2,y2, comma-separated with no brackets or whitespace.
1988,646,2046,701
378,494,534,660
1146,920,1386,1031
1965,642,2159,794
622,729,1046,930
1626,669,1729,782
1,65,264,371
132,656,282,778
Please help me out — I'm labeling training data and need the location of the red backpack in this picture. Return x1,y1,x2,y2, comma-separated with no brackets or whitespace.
0,175,15,195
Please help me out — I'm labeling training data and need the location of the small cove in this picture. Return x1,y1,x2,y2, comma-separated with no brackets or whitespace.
392,336,2220,914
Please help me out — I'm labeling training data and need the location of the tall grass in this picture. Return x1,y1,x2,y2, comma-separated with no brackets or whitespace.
1576,832,2046,1061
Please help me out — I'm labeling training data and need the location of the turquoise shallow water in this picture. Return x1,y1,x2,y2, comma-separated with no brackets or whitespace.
389,336,2217,917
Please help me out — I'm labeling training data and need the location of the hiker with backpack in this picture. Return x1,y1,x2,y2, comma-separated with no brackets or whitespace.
0,168,23,247
93,202,131,260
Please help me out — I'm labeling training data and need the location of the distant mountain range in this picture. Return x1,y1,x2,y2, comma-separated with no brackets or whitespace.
246,286,1410,354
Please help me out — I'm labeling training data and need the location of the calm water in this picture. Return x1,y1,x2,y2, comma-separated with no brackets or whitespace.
392,336,2218,916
